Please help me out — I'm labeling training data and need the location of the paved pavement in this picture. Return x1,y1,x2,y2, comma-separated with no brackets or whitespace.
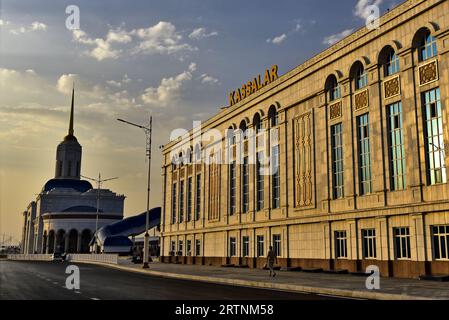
101,258,448,300
0,260,340,300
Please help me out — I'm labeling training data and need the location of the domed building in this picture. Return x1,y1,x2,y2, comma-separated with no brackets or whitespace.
21,88,125,254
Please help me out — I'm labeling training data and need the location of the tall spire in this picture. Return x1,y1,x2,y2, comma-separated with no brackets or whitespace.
68,83,75,137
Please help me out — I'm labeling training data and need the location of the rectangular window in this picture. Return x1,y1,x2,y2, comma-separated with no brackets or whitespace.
387,102,406,190
271,145,280,209
393,227,411,259
187,177,192,221
423,88,446,185
195,239,201,256
186,240,191,256
195,174,201,220
229,237,236,257
356,71,368,90
256,151,264,211
171,183,177,224
432,225,449,260
257,235,265,257
242,236,250,257
335,231,348,259
170,241,175,254
362,229,377,259
179,180,185,223
229,161,236,215
357,113,372,195
420,35,437,62
178,240,183,256
273,234,281,257
242,157,249,213
331,123,344,199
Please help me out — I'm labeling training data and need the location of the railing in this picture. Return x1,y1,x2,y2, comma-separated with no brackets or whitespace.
66,254,118,265
6,253,118,265
7,254,53,261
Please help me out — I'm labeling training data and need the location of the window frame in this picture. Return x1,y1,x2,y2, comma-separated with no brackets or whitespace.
387,102,406,191
362,229,377,259
393,227,411,260
331,123,344,199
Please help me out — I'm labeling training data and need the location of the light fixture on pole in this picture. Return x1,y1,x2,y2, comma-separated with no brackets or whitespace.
117,115,152,269
81,173,118,253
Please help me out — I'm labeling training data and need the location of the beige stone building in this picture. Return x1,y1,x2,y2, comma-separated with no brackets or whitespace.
160,0,449,278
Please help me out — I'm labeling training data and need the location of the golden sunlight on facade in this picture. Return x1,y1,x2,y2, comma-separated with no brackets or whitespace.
160,0,449,279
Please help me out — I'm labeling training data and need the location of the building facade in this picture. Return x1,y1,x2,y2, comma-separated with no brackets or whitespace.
21,88,125,254
160,0,449,278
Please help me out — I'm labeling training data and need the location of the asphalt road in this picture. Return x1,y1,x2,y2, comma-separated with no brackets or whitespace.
0,260,344,300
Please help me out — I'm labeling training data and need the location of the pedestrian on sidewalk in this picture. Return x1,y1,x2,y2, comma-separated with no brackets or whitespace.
267,246,277,277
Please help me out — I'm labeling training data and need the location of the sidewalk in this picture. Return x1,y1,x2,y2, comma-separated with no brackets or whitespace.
83,257,449,300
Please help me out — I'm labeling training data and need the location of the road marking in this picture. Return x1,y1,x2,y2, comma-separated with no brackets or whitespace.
90,298,100,300
52,282,58,285
74,291,81,294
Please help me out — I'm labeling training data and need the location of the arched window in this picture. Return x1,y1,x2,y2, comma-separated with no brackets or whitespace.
419,31,437,62
325,75,341,102
185,146,192,164
227,126,236,145
268,105,278,127
239,120,248,140
355,66,368,90
385,50,400,76
194,143,201,163
253,113,262,133
327,76,341,102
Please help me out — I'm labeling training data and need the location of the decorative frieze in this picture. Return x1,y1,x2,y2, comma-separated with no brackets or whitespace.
294,112,313,207
419,59,438,86
354,89,369,111
384,75,401,99
329,101,342,120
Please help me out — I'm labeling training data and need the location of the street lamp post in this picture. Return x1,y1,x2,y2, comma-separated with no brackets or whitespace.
81,173,118,253
117,115,153,269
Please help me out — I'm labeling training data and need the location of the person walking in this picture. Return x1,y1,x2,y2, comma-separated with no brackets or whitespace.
267,246,278,277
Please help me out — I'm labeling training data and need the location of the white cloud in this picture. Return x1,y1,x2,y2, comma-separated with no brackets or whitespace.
199,73,219,85
57,74,80,94
141,63,197,106
72,28,131,61
354,0,383,20
131,21,196,55
72,22,195,61
266,34,287,45
322,29,353,46
10,21,47,35
106,74,133,88
266,22,301,45
188,27,218,40
30,22,47,31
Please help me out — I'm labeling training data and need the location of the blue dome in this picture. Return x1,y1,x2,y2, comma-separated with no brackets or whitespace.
43,179,93,193
62,205,103,213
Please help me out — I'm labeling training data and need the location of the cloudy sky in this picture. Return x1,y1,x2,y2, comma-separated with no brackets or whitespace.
0,0,399,243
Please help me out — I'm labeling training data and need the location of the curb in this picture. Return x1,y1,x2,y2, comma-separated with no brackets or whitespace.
71,260,436,300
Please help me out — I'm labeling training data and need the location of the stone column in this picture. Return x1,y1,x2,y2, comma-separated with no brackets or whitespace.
399,46,423,201
64,234,69,253
76,233,82,253
46,235,51,254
